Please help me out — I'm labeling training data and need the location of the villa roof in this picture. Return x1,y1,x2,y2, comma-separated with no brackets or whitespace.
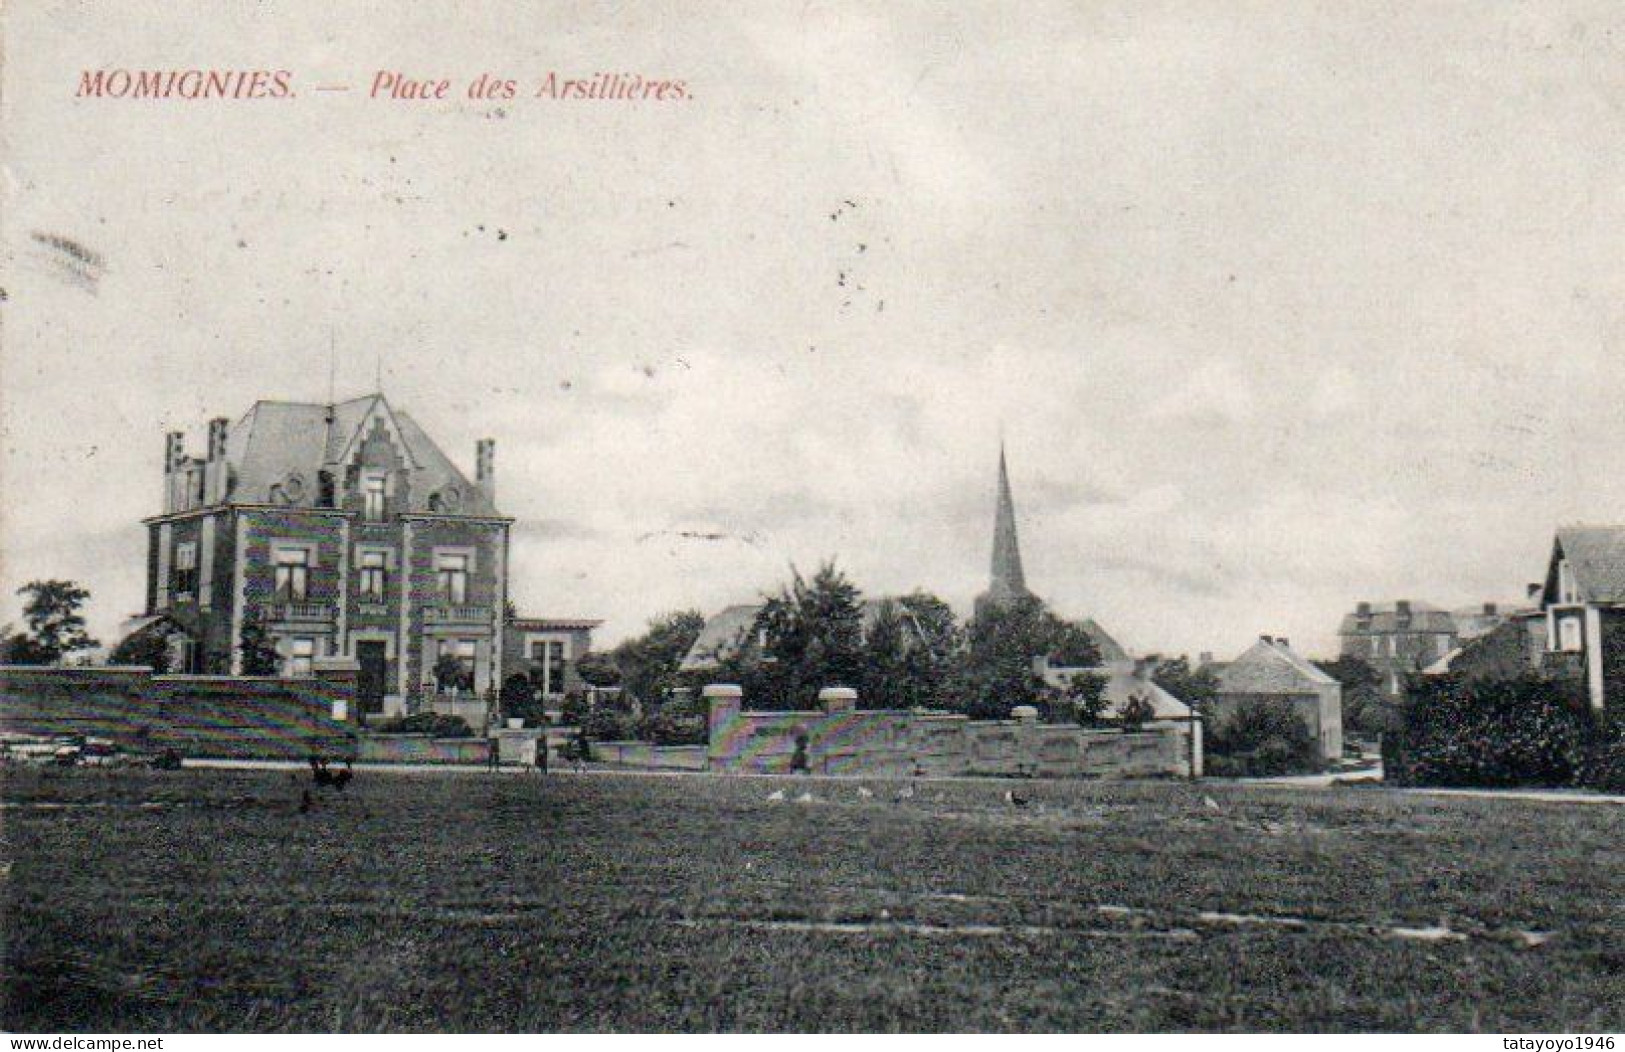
1337,601,1455,636
223,394,496,516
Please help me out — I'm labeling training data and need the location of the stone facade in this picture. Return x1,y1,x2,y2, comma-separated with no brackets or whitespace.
135,394,511,718
1337,600,1459,699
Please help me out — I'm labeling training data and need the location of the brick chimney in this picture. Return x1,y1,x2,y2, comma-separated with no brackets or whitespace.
163,430,186,513
1356,601,1371,617
204,417,229,503
475,438,495,504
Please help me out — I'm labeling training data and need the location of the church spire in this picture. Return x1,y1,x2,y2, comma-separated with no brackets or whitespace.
977,444,1031,616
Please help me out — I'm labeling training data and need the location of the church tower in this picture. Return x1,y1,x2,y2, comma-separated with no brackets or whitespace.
975,445,1033,618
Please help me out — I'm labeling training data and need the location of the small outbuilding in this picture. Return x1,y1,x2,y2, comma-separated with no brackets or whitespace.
1210,636,1343,760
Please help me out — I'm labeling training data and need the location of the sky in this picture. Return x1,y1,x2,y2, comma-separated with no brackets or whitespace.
3,1,1624,660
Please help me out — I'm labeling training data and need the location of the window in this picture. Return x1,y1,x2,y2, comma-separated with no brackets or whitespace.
174,542,198,598
363,473,387,521
1559,616,1583,653
274,546,310,601
1370,635,1381,658
1558,560,1579,604
286,636,316,678
358,549,389,601
437,552,469,604
528,638,568,696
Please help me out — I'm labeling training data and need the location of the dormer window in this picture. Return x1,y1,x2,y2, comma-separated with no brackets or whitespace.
362,473,387,521
1558,616,1584,653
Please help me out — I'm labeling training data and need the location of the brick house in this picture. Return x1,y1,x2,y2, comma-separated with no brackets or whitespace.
1209,635,1343,760
134,394,511,719
1337,600,1457,699
501,617,602,702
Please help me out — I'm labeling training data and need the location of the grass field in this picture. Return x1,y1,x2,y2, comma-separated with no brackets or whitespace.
3,767,1622,1032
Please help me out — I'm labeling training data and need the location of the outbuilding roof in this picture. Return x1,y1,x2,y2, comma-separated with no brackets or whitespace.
1216,637,1338,695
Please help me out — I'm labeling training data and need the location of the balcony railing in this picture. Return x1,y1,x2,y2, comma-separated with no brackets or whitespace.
272,601,336,623
423,605,492,625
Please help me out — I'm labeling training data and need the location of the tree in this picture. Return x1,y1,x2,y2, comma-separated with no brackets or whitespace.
0,623,54,665
751,561,866,709
11,580,98,665
1046,668,1109,725
1314,654,1392,736
574,651,622,689
109,627,172,672
238,613,281,675
955,596,1102,720
610,609,706,706
1151,655,1220,712
862,592,963,710
1118,693,1156,732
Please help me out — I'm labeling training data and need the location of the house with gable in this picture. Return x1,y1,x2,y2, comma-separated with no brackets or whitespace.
1535,525,1625,713
131,393,512,718
1210,635,1343,761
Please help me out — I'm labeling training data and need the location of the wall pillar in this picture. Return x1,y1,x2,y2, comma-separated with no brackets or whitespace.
817,686,857,713
312,656,361,725
704,683,743,771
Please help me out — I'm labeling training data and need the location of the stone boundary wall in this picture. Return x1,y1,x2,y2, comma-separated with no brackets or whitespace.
703,685,1200,779
590,741,709,770
0,664,357,760
356,733,490,765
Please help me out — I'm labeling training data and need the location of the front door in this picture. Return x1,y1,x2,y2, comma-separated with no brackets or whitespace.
356,641,388,715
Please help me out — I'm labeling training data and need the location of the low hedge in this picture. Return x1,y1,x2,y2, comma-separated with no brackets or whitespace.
370,712,475,738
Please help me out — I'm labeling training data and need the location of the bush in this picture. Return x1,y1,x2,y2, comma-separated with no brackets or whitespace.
372,712,474,738
1117,694,1155,732
1207,698,1322,777
1573,717,1625,793
500,674,546,727
559,692,589,728
583,705,635,742
1386,675,1590,788
639,695,708,746
560,728,592,763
